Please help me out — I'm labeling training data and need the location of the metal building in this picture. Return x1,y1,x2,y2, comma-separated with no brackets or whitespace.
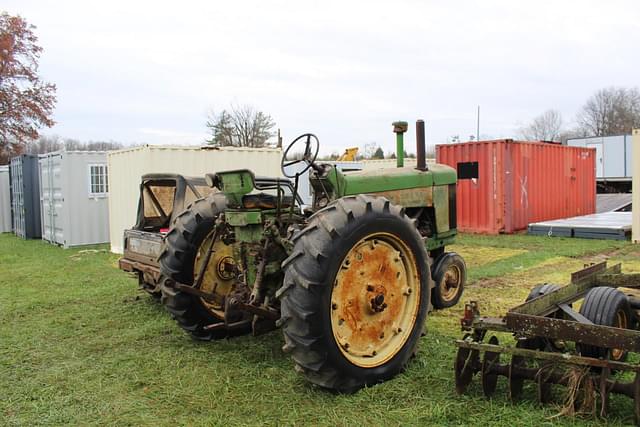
0,166,11,233
567,134,633,191
107,145,283,253
39,151,110,248
436,139,596,234
10,155,42,239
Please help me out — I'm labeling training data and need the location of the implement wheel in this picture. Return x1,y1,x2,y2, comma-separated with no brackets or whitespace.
578,286,633,362
524,283,567,352
159,194,248,340
279,195,431,392
431,252,466,309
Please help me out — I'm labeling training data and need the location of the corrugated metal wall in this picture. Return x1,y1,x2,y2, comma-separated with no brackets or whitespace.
0,166,11,232
436,140,596,234
107,145,283,253
10,155,42,239
567,134,633,180
39,151,110,248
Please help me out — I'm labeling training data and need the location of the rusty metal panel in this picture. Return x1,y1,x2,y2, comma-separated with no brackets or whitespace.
436,140,596,234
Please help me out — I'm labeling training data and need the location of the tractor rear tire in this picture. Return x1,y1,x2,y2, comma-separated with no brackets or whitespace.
278,195,431,393
578,286,633,362
159,194,245,340
431,252,466,309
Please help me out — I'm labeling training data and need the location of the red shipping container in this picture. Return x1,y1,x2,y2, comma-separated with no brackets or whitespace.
436,140,596,234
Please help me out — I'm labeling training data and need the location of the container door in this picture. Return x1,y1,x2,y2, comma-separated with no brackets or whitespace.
11,159,25,238
588,143,603,178
51,156,64,245
40,158,52,241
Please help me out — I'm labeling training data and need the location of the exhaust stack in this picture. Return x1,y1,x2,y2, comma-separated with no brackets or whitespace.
392,121,408,168
416,119,427,171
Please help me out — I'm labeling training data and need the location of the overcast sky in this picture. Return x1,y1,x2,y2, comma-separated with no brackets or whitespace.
6,0,640,155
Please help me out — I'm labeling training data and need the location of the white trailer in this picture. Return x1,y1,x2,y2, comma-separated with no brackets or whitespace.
567,134,633,192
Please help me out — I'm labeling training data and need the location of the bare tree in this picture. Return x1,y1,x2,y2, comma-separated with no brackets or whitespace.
24,135,123,154
0,13,56,164
361,142,379,159
25,134,63,154
62,138,122,151
577,87,640,136
206,104,276,148
518,109,564,141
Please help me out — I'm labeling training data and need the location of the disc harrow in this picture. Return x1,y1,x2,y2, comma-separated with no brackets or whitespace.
454,261,640,423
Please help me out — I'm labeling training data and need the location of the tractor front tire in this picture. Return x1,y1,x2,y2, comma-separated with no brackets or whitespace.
278,195,431,392
158,194,235,340
431,252,466,309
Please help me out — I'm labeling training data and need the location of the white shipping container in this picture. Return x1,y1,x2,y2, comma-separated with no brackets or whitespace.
0,166,11,233
567,135,633,180
107,145,283,253
39,151,110,248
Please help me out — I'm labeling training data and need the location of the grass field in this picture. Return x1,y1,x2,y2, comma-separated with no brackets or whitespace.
1,232,639,426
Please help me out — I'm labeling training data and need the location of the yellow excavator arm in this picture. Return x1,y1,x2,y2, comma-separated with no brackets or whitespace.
337,147,359,161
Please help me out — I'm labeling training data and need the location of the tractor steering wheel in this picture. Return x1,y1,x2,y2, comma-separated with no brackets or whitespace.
281,133,320,178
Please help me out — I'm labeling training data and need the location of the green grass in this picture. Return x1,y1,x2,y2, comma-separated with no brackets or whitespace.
0,232,638,426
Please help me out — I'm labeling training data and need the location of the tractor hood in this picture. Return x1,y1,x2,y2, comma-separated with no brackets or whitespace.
337,164,456,195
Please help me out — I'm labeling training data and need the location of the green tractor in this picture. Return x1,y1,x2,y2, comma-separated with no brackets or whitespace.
159,120,466,392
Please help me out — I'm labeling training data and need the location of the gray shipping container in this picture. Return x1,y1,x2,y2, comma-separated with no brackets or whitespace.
0,166,11,232
567,134,633,181
10,155,42,239
39,151,110,248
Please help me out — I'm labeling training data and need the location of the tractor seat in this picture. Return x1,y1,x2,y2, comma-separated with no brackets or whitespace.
242,193,293,210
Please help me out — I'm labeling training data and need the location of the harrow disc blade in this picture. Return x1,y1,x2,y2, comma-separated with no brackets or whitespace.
481,336,500,398
634,372,640,425
508,354,525,402
509,340,536,402
599,367,610,418
455,339,479,394
536,365,552,404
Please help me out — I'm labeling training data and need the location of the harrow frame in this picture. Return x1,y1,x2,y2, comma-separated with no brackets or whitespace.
455,261,640,423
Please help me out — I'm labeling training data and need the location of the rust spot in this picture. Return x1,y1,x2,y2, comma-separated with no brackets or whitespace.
333,237,409,351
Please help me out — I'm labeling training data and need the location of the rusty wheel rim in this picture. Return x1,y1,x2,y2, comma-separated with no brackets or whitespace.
610,309,628,361
439,264,461,302
193,231,236,319
330,232,420,368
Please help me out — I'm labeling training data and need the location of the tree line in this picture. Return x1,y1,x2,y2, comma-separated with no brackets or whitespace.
3,12,640,165
519,87,640,142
